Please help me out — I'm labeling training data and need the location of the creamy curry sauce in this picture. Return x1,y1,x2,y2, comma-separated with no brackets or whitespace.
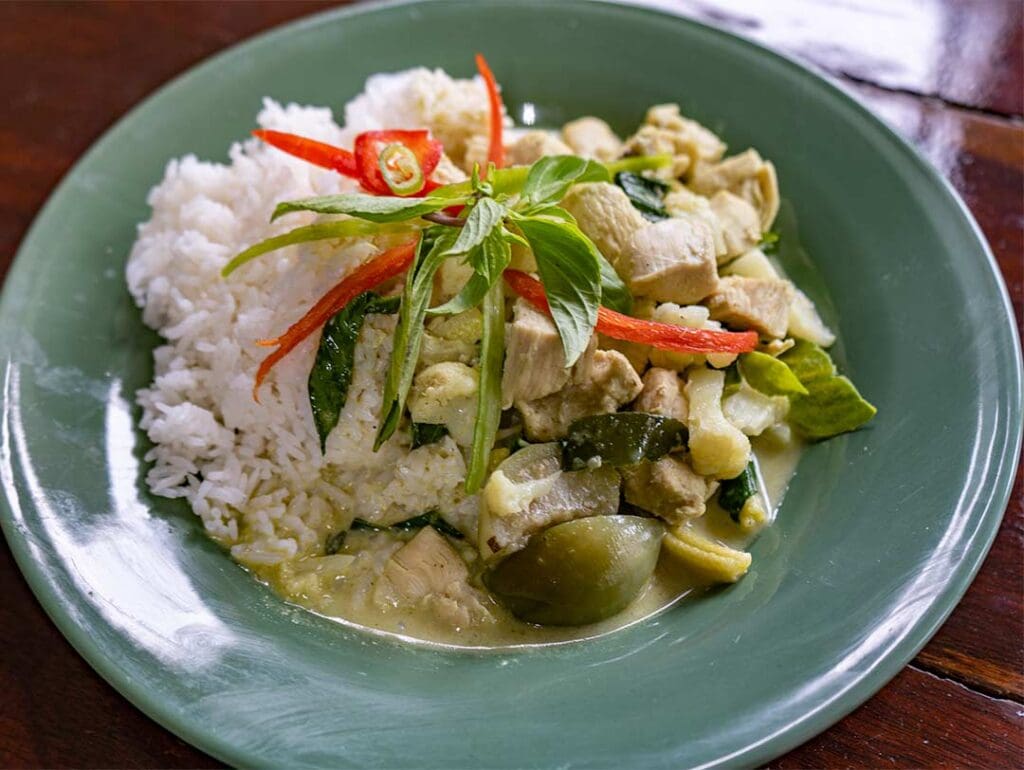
252,436,802,649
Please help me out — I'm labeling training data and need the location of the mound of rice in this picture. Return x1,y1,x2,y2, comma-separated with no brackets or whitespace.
126,69,492,566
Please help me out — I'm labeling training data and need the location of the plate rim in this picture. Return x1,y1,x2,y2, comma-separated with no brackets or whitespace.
1,0,1021,767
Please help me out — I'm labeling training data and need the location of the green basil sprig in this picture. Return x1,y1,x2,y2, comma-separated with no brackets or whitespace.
272,192,469,223
512,213,602,367
375,228,458,449
520,155,610,212
260,153,674,470
428,200,512,317
223,220,416,277
465,278,505,493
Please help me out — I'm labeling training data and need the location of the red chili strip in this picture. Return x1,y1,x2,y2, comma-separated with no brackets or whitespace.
253,240,419,400
502,270,758,354
475,54,505,169
252,130,358,177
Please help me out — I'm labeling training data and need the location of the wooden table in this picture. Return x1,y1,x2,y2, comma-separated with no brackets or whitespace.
1,2,1020,767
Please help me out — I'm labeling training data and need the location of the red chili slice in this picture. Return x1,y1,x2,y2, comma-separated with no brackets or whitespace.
475,54,505,169
354,130,443,196
503,270,759,354
252,130,358,177
253,239,419,401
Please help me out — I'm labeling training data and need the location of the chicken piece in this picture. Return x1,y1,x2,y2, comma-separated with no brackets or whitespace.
664,188,728,259
598,334,649,374
408,362,478,446
430,153,469,185
623,104,726,180
622,454,713,525
690,150,763,194
561,116,623,161
506,130,573,166
561,182,646,269
685,366,751,480
378,528,492,627
690,149,779,230
500,299,593,408
623,218,719,303
645,104,727,164
719,253,836,346
634,367,688,421
709,191,762,260
517,350,643,441
706,275,794,339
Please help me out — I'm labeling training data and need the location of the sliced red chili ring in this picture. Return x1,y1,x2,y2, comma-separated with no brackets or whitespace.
355,130,443,196
377,143,425,195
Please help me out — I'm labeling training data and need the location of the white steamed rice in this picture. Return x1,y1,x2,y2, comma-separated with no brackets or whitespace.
126,69,492,566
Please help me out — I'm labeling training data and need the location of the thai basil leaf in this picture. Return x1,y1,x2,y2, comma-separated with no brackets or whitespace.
428,210,512,317
561,413,687,471
779,340,877,439
308,291,399,452
739,351,809,396
411,422,448,448
718,462,758,523
375,229,458,449
223,220,414,276
614,171,669,222
597,251,632,314
272,192,468,223
350,510,464,539
450,197,507,254
466,279,505,493
526,205,630,314
520,155,610,211
514,214,601,367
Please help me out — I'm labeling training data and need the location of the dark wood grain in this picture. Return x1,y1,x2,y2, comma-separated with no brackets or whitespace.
1,2,1021,768
773,667,1024,769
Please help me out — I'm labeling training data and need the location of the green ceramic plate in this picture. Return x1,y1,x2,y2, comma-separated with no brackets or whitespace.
1,1,1020,767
